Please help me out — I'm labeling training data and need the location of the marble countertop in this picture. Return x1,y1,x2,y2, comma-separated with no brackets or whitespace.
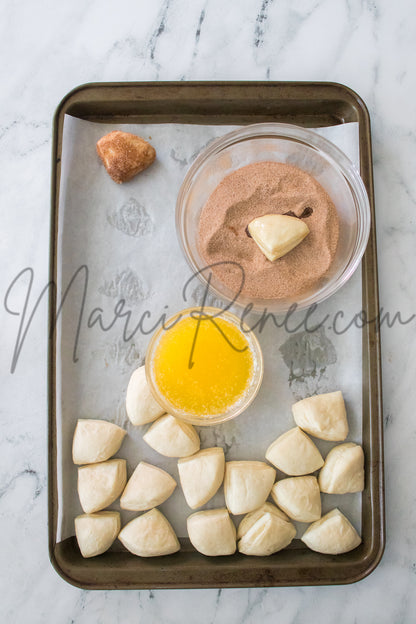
1,0,415,621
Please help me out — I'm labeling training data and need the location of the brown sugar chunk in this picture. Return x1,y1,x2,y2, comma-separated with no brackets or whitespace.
96,131,156,183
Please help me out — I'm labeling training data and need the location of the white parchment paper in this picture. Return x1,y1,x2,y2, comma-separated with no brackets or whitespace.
56,117,363,543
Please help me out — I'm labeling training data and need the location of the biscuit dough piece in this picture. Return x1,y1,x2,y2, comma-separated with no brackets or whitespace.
143,414,200,458
271,475,321,522
224,461,276,515
75,511,121,558
126,365,165,426
77,459,127,514
178,447,225,509
118,508,180,557
120,461,177,511
237,502,290,538
301,508,361,555
187,508,236,556
237,503,296,556
96,131,156,183
319,443,364,494
265,427,324,475
248,213,310,261
72,419,126,465
292,391,348,441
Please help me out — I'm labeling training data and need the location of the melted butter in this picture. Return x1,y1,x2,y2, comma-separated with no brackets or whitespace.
152,315,254,416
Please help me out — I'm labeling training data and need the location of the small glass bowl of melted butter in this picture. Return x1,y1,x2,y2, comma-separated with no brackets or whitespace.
145,307,264,426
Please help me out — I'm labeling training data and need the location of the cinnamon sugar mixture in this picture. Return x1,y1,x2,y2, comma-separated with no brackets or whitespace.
198,161,339,300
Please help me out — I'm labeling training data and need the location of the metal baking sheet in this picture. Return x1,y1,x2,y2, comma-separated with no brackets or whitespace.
49,82,384,588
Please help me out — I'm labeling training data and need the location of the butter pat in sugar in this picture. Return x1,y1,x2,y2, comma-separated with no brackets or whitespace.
248,213,310,261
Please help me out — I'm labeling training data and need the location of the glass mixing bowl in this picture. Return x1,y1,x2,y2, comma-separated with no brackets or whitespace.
176,123,371,314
